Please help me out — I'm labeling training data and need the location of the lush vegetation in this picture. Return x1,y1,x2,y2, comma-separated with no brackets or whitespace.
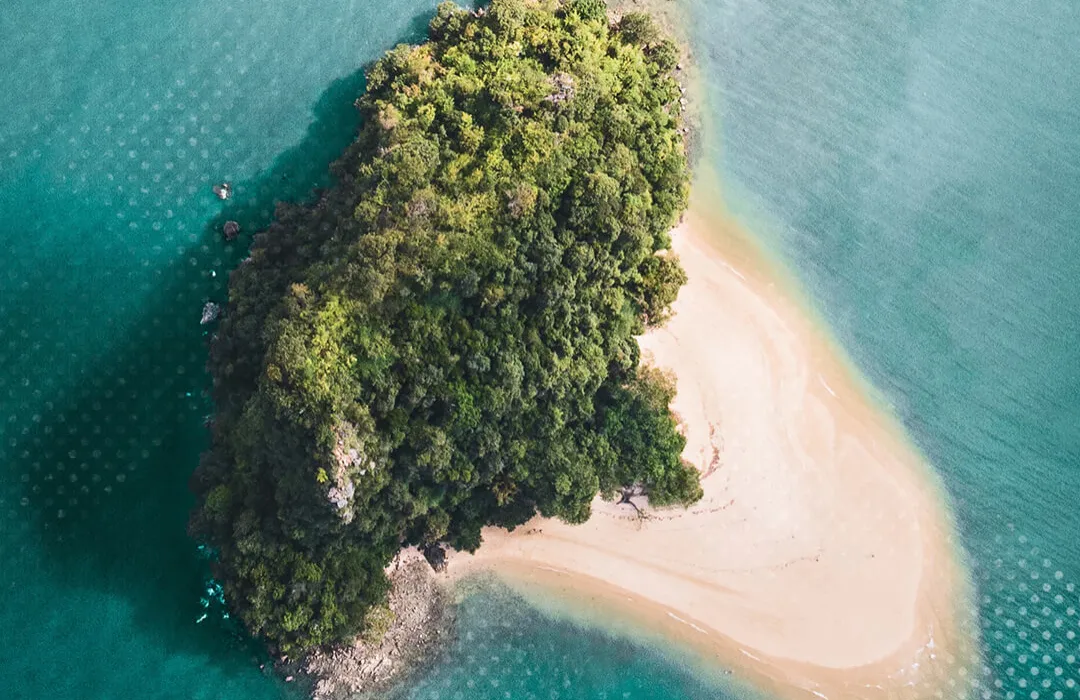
189,0,699,653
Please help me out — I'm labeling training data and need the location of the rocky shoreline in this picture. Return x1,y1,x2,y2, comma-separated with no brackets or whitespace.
299,550,455,699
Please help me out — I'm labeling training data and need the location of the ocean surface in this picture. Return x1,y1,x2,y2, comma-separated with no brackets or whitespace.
1,0,1077,698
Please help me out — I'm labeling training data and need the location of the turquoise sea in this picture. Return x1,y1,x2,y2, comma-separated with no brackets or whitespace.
1,0,1077,698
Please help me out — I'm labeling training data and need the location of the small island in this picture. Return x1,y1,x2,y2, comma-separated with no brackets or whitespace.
189,0,698,664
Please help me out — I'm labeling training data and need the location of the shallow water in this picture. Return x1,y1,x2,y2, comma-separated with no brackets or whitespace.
385,579,754,700
690,0,1080,695
1,0,1078,698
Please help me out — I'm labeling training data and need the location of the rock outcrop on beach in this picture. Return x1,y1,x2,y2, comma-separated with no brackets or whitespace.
421,543,448,572
302,551,454,699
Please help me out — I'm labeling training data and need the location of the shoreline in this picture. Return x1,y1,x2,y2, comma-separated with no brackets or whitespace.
302,550,456,699
447,200,978,698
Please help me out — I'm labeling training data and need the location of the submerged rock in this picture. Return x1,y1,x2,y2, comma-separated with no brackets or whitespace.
222,220,240,241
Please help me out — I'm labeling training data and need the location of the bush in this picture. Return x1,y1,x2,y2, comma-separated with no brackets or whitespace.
617,12,661,46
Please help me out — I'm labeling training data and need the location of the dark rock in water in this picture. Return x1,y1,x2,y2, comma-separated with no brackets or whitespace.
422,543,447,572
212,182,232,200
200,302,221,325
544,72,575,105
223,220,240,240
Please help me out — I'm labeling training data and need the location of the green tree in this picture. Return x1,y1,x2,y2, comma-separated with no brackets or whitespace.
567,0,607,22
190,0,696,654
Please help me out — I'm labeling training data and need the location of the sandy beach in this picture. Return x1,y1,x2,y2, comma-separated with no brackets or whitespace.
448,203,977,699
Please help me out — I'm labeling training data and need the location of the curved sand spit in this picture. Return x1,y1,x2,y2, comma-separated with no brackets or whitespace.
449,206,976,699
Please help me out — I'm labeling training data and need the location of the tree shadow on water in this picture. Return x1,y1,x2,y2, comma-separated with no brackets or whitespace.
205,69,368,241
10,33,421,686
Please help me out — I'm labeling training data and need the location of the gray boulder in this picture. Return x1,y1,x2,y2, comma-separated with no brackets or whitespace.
200,302,221,325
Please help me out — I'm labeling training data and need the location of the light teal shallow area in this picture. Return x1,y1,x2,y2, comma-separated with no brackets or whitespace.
1,0,1078,699
383,579,756,700
687,0,1080,695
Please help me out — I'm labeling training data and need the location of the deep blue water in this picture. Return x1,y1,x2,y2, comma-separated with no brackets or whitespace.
2,0,1078,698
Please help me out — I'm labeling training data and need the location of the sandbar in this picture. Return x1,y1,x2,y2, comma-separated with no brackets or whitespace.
448,202,976,699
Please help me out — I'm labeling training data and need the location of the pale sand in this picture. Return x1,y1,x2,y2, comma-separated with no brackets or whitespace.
447,203,977,699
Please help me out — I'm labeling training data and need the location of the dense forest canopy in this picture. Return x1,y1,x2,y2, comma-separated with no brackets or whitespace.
190,0,700,652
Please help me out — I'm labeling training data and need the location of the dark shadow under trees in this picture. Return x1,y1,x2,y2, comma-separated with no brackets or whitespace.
12,7,443,682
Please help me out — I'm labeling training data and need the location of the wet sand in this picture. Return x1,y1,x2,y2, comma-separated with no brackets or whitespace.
448,202,976,699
